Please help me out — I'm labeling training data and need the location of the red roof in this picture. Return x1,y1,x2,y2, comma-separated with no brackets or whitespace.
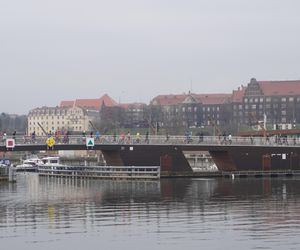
99,94,118,107
195,94,231,105
74,99,101,109
151,93,230,105
258,80,300,96
60,101,75,107
60,94,117,110
231,86,246,103
151,94,187,105
119,103,146,109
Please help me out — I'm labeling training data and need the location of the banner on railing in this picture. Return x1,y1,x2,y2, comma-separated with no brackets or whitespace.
86,137,94,147
6,139,15,149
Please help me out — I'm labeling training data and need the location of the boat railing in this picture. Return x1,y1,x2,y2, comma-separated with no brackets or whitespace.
38,165,160,179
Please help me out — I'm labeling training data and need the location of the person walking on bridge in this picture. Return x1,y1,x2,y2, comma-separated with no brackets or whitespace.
126,131,131,144
165,132,170,142
136,132,140,144
145,131,149,144
95,130,100,142
228,134,232,144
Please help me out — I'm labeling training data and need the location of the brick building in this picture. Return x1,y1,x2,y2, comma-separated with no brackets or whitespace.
151,78,300,132
231,78,300,129
150,93,231,129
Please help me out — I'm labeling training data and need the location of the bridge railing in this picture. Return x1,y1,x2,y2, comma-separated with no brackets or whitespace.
0,134,299,147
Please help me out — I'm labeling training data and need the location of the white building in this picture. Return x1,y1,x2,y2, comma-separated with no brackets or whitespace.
27,106,99,136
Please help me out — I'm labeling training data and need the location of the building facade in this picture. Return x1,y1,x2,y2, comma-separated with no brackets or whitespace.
231,78,300,129
150,78,300,132
27,106,99,136
150,93,231,129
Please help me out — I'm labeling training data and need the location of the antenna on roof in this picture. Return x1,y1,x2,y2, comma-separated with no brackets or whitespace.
190,80,193,93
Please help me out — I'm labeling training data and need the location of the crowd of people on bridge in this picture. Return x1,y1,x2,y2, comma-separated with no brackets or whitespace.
1,129,300,146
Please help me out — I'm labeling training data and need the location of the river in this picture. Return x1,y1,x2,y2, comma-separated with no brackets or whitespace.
0,174,300,250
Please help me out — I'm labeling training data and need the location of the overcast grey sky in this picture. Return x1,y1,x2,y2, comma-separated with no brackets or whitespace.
1,0,300,114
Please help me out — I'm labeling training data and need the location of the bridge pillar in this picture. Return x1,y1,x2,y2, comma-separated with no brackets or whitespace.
209,151,237,171
102,146,193,172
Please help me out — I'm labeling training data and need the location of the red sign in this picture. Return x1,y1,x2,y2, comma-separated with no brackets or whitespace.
6,139,15,149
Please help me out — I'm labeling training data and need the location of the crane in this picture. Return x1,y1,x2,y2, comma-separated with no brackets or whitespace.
89,120,98,131
37,122,47,136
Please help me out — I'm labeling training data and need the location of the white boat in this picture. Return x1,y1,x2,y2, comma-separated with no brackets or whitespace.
38,156,66,171
16,157,43,172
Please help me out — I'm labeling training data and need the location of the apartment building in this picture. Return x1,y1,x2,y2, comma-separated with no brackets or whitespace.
27,106,99,136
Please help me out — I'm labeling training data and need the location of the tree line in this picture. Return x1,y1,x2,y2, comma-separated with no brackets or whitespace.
0,113,27,134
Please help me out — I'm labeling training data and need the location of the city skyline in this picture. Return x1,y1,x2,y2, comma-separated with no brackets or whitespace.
1,0,300,114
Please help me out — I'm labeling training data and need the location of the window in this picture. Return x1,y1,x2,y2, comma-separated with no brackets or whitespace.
254,98,258,103
260,98,264,102
216,106,220,111
245,105,248,109
289,97,294,102
244,98,248,103
266,97,271,102
282,110,286,115
281,97,286,102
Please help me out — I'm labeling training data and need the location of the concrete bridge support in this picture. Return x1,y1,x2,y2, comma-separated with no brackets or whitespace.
102,145,193,172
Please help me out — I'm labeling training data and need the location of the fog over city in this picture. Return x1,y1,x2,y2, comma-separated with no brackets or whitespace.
1,0,300,114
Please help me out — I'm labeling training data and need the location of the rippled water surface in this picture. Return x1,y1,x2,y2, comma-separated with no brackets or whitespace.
1,174,300,250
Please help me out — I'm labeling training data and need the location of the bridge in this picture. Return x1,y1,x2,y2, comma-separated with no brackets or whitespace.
1,135,300,172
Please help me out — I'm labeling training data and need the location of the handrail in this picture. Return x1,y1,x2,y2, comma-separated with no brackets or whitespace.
1,134,300,147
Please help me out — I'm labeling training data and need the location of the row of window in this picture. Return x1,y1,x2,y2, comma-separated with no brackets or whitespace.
234,103,295,110
165,106,221,113
29,120,84,125
233,117,288,124
244,97,299,103
29,115,84,120
29,126,83,133
233,110,289,117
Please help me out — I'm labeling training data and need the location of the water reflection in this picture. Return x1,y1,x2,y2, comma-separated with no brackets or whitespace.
0,174,300,250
